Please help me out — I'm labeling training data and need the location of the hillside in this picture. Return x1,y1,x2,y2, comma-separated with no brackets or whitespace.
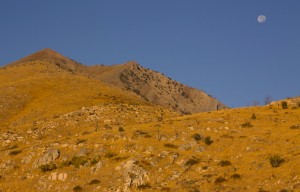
81,61,226,114
6,48,226,114
0,49,299,192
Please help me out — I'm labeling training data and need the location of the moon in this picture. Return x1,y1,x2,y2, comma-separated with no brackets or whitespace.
257,15,267,23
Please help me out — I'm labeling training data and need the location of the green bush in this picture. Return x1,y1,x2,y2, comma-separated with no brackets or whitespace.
69,156,88,168
230,173,241,179
164,143,178,149
193,133,202,142
218,160,232,167
204,136,213,145
270,155,284,168
215,176,226,184
185,156,200,167
73,185,83,192
88,179,101,185
281,101,288,109
39,163,57,172
9,150,22,156
137,183,152,190
241,122,253,128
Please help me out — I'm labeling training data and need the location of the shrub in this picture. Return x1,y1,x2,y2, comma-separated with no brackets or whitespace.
137,183,152,190
88,179,101,185
69,156,88,168
270,155,284,168
193,133,202,141
204,136,213,145
76,139,86,145
230,173,241,179
185,156,200,167
118,127,125,132
215,176,226,184
39,163,57,172
218,160,232,167
73,185,83,192
164,143,178,149
290,124,300,129
9,150,22,156
251,113,256,120
105,152,117,158
281,101,288,109
241,122,253,128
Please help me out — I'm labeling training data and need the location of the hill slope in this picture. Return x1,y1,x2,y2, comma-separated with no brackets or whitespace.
5,48,226,114
81,61,226,114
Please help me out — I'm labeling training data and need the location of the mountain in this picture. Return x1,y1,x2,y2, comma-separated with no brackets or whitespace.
6,48,226,114
80,61,227,114
0,49,299,191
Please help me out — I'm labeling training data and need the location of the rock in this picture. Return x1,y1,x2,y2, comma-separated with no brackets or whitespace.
48,172,57,180
58,173,67,181
179,144,191,151
35,148,60,167
48,172,67,181
118,159,149,191
76,148,91,157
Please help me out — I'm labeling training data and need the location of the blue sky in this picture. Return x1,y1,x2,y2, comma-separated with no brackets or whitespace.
1,1,299,107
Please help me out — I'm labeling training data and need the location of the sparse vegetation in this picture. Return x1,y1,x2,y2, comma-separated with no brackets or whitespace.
218,160,232,167
193,133,202,141
204,136,213,145
137,183,152,190
270,155,284,168
251,113,256,120
76,139,86,145
230,173,241,179
39,163,57,172
215,176,226,184
281,101,288,109
290,124,300,129
9,150,22,156
185,156,200,167
88,179,101,185
164,143,178,149
67,156,89,168
241,121,253,128
73,185,83,192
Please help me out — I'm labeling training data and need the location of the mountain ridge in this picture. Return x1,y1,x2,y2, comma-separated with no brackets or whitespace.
4,48,226,114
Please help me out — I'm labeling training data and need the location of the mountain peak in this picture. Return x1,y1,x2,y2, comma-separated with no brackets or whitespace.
7,48,84,72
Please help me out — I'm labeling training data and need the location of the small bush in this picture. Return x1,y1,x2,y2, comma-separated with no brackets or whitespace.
215,176,226,184
185,156,200,167
193,133,202,141
204,136,213,145
137,183,152,190
164,143,178,149
218,160,232,167
230,173,241,179
251,113,256,120
9,150,22,156
241,122,253,128
88,179,101,185
69,156,88,168
76,139,86,145
270,155,284,168
290,124,300,129
281,101,288,109
118,127,125,132
39,163,57,172
73,185,83,192
105,152,117,158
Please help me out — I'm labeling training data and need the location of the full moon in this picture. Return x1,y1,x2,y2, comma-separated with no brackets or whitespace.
257,15,267,23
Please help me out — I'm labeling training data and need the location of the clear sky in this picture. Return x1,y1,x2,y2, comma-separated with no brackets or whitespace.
1,1,299,107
